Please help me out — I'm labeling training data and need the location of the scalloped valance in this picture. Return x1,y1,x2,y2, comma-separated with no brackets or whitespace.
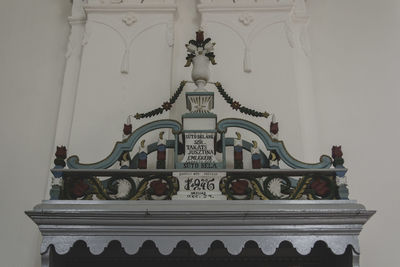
26,200,374,261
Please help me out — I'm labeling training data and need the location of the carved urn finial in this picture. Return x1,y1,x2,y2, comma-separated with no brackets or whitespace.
185,30,216,92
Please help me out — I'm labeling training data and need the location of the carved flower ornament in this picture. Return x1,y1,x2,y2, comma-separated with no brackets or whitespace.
231,180,249,195
54,146,67,167
239,13,254,26
270,122,279,135
310,178,330,197
55,146,67,159
231,101,241,110
185,30,216,67
72,179,90,198
122,13,137,26
162,101,172,111
123,124,132,135
149,180,168,196
331,145,344,167
332,146,343,158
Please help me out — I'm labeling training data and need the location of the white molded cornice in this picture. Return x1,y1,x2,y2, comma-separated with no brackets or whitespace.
87,0,175,4
198,0,294,12
84,5,177,13
85,0,177,13
198,0,309,21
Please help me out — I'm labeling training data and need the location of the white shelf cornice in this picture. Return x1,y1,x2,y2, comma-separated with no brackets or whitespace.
84,1,177,13
198,0,294,13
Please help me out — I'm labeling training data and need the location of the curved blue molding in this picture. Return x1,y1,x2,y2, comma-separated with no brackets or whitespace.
217,118,332,169
67,120,182,169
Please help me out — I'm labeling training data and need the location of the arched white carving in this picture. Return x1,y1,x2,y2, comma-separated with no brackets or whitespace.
202,17,292,73
87,19,172,74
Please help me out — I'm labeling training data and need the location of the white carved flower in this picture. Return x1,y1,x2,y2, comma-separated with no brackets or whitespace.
122,13,137,26
239,13,254,26
108,179,133,199
267,178,289,198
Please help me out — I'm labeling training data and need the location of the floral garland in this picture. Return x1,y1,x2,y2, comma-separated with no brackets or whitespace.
214,82,270,118
133,80,269,120
134,81,187,119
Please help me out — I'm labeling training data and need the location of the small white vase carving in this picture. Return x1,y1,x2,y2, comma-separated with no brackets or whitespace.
185,31,216,92
191,53,210,92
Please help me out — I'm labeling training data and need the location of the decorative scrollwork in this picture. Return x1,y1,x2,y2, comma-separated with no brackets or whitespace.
220,176,255,200
220,175,337,200
62,175,179,200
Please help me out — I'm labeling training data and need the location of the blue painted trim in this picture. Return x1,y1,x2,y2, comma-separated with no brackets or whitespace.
334,164,347,177
217,118,332,169
67,120,182,169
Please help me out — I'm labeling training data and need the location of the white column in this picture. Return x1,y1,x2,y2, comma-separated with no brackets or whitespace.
44,0,87,199
291,0,320,162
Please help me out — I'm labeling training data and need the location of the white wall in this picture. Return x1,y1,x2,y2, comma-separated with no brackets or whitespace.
0,0,71,266
308,1,400,266
0,0,398,266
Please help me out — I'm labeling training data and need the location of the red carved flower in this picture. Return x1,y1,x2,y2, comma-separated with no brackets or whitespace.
311,178,330,197
123,124,132,135
55,146,67,159
150,180,168,196
162,101,172,111
231,180,249,195
72,179,89,198
231,101,241,110
270,122,279,135
332,146,343,158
